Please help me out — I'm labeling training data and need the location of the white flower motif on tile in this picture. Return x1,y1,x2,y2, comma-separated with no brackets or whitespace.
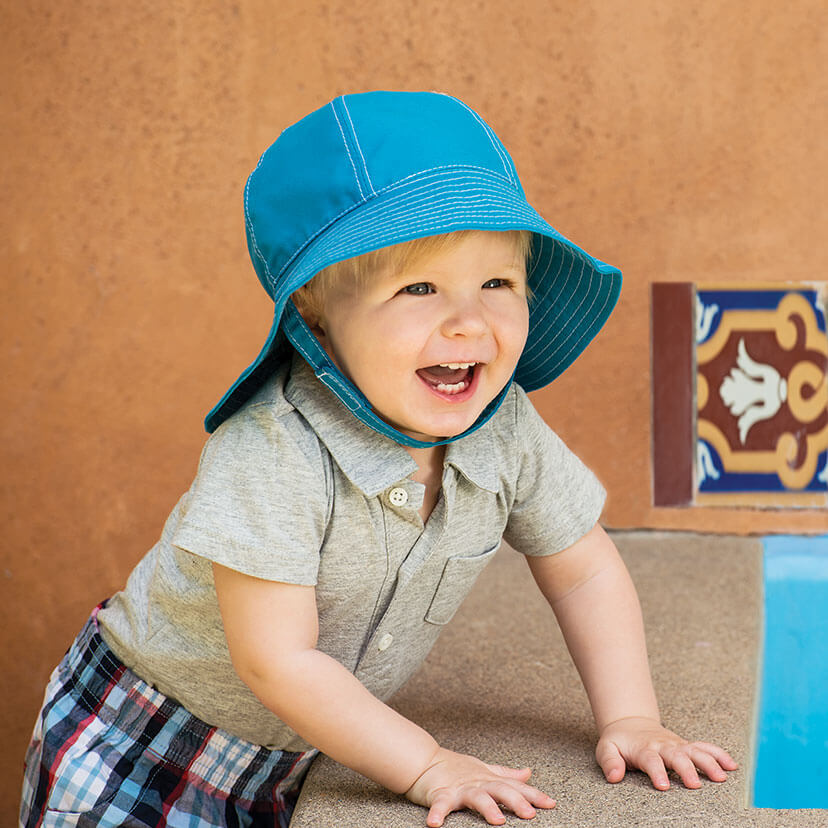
719,338,788,444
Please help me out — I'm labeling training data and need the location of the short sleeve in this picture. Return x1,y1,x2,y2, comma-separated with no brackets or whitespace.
172,403,330,585
503,386,606,556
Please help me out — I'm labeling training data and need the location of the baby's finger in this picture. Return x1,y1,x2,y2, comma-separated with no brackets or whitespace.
523,784,557,810
638,750,671,790
426,801,449,828
667,751,702,789
689,746,730,782
426,788,505,828
595,740,627,783
464,788,508,826
494,778,557,815
425,791,468,827
487,785,538,821
469,782,556,824
691,742,739,770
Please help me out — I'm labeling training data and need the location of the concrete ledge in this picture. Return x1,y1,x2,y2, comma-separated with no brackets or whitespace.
292,532,827,827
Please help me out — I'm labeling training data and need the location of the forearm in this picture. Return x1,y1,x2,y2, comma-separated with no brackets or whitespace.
238,646,439,793
527,526,659,731
551,556,659,730
528,529,737,791
212,563,440,794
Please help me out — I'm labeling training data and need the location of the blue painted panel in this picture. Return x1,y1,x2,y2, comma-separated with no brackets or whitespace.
696,288,827,345
754,535,828,808
697,441,828,495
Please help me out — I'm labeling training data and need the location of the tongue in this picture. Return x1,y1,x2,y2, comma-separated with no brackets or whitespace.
417,365,471,386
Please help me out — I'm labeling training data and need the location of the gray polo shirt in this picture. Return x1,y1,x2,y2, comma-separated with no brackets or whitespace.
99,356,605,751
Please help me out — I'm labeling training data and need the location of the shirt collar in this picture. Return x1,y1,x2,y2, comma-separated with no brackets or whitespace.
285,355,418,496
284,354,502,496
443,416,499,493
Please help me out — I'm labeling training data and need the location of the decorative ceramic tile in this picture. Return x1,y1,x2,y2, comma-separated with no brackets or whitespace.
695,284,828,507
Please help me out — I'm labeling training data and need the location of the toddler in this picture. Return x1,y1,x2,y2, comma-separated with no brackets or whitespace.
21,91,736,828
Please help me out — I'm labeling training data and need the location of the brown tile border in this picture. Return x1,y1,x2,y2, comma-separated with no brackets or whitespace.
651,283,695,506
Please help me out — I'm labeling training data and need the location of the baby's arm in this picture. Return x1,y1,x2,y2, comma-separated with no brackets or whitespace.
526,525,738,790
212,563,555,827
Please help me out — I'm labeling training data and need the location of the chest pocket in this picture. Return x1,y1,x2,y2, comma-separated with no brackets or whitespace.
424,543,500,625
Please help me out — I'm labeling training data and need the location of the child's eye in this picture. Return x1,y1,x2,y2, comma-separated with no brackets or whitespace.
482,278,513,289
400,282,434,296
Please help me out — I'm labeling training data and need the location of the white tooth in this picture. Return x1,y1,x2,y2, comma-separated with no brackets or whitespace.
436,381,468,394
438,362,475,369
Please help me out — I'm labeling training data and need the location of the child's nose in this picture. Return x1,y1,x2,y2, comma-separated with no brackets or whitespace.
439,297,489,338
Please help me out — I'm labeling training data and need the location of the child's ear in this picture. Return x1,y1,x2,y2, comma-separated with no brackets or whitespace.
308,316,329,344
292,293,319,328
292,295,329,345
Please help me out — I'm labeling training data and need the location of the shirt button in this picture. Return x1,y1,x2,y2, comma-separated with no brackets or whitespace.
377,633,394,651
388,487,408,507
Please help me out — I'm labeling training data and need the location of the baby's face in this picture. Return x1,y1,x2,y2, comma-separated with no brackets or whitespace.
311,231,530,443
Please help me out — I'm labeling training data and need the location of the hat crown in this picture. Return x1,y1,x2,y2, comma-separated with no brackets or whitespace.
244,91,521,298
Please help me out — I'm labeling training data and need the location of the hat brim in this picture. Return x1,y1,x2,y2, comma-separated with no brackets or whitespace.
206,167,620,432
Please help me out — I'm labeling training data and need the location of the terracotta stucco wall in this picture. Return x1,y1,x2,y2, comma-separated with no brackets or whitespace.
2,0,825,816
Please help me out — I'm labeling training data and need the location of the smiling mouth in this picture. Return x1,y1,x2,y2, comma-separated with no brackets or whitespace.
416,362,478,395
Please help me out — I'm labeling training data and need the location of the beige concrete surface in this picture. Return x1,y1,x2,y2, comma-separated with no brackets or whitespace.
292,532,828,827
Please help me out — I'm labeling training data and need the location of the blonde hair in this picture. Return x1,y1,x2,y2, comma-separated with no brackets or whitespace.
292,229,533,324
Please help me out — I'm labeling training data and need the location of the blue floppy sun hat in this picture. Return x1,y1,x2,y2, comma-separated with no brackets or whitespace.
206,91,621,446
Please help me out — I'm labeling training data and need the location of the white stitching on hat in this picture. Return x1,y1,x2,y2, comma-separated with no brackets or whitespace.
527,274,608,377
538,237,576,313
327,208,535,253
274,167,515,280
523,256,607,374
300,218,539,282
311,213,534,266
523,253,580,349
295,195,540,273
328,186,506,232
309,179,535,248
283,305,369,412
377,164,512,195
526,231,547,282
544,268,596,364
288,335,363,412
341,97,376,196
244,154,277,292
543,281,615,375
551,260,591,330
326,173,518,226
439,93,515,185
331,101,365,200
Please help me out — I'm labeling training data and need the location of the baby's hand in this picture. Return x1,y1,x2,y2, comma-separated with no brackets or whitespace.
405,747,556,827
596,716,738,791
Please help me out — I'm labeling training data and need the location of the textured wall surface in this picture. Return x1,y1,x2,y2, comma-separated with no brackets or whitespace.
2,0,826,817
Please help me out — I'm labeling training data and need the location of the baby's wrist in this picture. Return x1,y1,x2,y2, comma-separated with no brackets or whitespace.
388,739,442,797
405,745,445,789
599,714,662,733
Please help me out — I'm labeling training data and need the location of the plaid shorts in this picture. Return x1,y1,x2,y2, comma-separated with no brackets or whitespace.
20,606,318,828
